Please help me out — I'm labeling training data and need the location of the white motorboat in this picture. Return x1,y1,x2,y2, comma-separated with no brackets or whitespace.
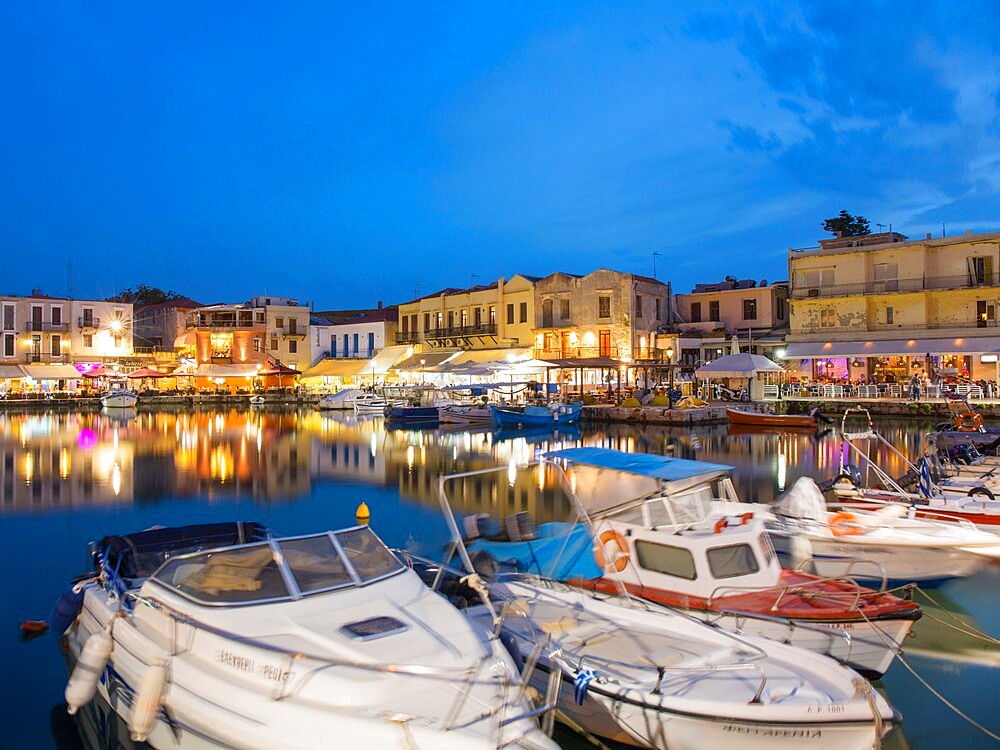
248,395,265,406
436,470,899,750
354,392,403,414
467,448,921,679
54,521,557,750
438,403,494,425
315,389,361,410
101,379,138,408
769,476,1000,586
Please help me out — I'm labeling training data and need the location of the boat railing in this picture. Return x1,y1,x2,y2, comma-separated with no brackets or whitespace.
705,574,878,611
793,557,890,593
120,589,542,732
830,501,984,530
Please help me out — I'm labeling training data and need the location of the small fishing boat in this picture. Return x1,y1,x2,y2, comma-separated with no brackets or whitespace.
491,401,582,428
439,403,494,425
52,521,556,750
100,379,138,408
769,476,1000,586
353,392,402,414
435,468,899,750
315,389,361,410
248,394,265,406
726,408,818,430
383,404,440,424
467,448,922,679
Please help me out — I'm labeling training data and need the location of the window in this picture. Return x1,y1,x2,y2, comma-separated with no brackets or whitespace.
635,294,642,318
542,299,553,327
50,335,61,356
886,306,894,325
2,333,12,356
706,544,759,579
968,257,992,286
255,311,265,324
288,318,297,335
635,540,696,580
506,304,514,325
276,317,284,331
474,307,482,326
410,314,416,332
113,335,122,348
367,332,375,355
460,309,468,327
519,302,527,323
743,299,757,320
270,336,279,351
401,316,408,333
489,306,496,325
797,267,836,290
776,296,787,321
598,329,611,357
655,298,661,321
330,336,337,357
690,302,702,322
977,300,995,327
288,340,297,354
353,333,359,354
2,304,13,330
31,306,42,331
82,334,92,348
447,311,455,329
82,307,94,326
821,308,836,328
436,312,442,329
51,307,61,326
253,337,263,353
423,313,431,332
873,263,898,292
560,299,570,319
708,301,720,322
598,297,611,319
343,334,349,355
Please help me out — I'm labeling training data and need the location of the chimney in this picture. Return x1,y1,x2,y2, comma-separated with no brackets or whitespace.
31,288,41,296
926,233,932,240
377,300,383,310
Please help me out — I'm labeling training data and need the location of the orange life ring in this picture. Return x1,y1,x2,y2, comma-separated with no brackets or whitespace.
829,511,864,537
594,529,630,573
956,412,984,432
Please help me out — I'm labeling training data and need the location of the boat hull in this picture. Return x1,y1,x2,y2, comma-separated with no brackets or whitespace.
491,401,582,428
726,409,817,430
384,405,440,424
101,393,138,408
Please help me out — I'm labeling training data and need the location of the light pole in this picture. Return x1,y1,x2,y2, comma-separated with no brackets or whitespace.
666,346,675,406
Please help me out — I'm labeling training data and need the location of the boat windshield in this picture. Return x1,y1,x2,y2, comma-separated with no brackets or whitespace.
150,527,404,606
646,485,715,527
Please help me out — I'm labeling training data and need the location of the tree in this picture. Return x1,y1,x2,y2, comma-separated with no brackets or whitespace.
822,210,871,237
106,284,186,307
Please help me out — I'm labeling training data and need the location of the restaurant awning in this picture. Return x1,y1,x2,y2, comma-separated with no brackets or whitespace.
0,365,26,379
366,345,413,375
21,364,83,380
193,364,260,378
301,359,370,378
449,347,532,365
394,350,460,371
785,337,1000,358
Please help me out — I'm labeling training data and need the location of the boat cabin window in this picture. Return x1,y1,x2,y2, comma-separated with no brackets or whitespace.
336,527,403,582
656,486,714,526
758,533,777,567
706,543,760,579
163,543,288,603
279,536,353,593
634,540,697,580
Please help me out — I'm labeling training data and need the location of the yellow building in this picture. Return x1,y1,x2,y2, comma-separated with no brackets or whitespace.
395,276,537,354
786,230,1000,385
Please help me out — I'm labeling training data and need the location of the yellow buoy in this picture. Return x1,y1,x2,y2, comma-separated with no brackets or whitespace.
356,501,370,525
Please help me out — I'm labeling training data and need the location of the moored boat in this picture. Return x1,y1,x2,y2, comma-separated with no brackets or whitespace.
726,408,818,430
315,389,361,410
436,468,900,750
53,521,557,750
101,379,138,408
491,401,582,428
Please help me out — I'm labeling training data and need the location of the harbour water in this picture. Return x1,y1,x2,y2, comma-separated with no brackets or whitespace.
1,407,997,748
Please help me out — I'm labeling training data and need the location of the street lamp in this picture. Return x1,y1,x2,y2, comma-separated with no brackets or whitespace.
665,346,675,405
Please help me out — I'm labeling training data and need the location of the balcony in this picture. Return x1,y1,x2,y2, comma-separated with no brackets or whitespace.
26,321,70,333
77,316,101,330
793,318,998,336
186,317,261,331
395,330,421,344
791,271,1000,299
276,325,307,338
533,346,620,360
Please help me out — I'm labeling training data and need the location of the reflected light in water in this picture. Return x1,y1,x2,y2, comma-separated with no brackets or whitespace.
24,452,32,485
111,462,121,496
777,451,787,492
507,457,517,486
59,449,71,479
406,445,414,469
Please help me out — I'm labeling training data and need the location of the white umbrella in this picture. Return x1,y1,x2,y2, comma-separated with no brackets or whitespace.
730,335,740,355
695,353,783,379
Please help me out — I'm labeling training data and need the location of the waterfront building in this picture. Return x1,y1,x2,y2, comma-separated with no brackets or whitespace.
182,294,308,389
785,229,1000,388
301,303,401,388
133,298,203,359
0,291,134,391
674,277,789,367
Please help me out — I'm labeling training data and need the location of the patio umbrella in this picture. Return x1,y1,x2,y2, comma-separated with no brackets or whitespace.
83,367,110,379
127,367,169,379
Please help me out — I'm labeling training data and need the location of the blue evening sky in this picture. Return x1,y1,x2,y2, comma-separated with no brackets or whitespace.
2,2,997,308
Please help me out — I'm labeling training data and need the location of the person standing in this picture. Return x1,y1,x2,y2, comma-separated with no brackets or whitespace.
909,373,921,401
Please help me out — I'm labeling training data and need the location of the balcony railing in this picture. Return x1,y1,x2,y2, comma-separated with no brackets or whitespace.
24,353,71,364
533,346,620,360
793,318,998,335
426,323,498,340
276,326,307,338
26,321,70,333
791,272,1000,299
395,331,421,344
186,318,261,330
77,316,101,329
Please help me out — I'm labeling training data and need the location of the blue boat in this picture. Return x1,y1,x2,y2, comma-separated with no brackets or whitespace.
491,400,582,428
383,404,440,424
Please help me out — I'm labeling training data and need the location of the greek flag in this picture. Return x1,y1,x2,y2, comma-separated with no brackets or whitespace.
573,667,597,705
918,457,932,499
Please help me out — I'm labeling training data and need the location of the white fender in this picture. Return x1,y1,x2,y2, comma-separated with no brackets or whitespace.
128,660,168,742
65,629,113,714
